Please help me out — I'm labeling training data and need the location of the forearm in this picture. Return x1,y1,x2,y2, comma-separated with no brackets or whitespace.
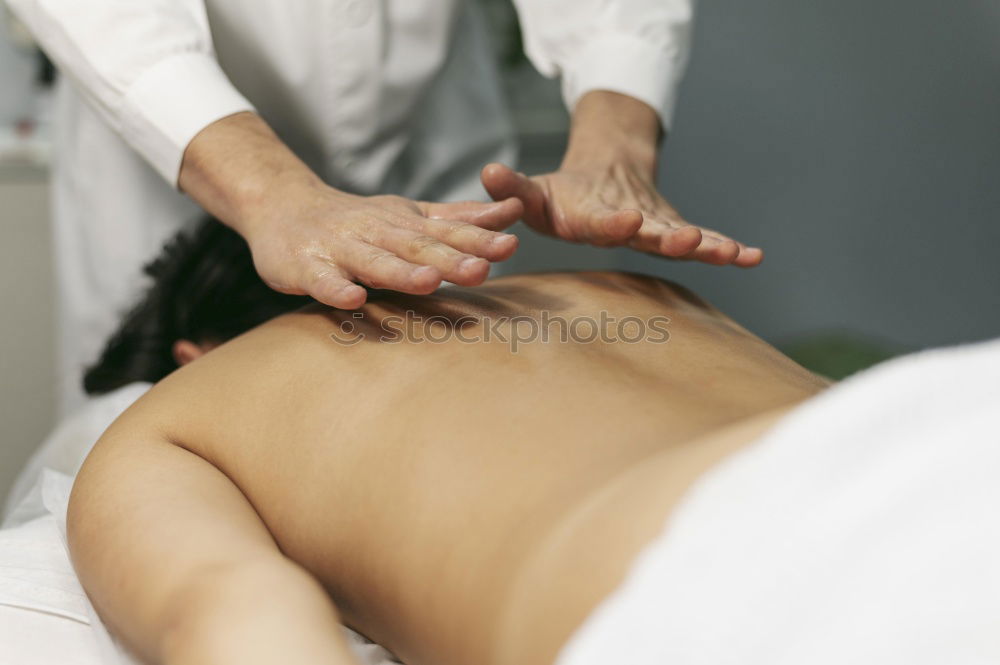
7,0,254,185
161,557,354,665
561,91,662,175
178,111,328,240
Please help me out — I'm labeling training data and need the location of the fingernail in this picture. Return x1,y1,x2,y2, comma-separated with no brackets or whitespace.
491,233,516,246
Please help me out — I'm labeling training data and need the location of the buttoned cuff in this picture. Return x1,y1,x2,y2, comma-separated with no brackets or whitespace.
120,52,256,187
560,33,684,132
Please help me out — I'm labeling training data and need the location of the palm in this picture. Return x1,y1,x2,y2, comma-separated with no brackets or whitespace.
482,163,763,267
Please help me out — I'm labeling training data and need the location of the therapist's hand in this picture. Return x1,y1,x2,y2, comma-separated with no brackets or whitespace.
180,112,522,309
481,91,763,267
242,188,522,309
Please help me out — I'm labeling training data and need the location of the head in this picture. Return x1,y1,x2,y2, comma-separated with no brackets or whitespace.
83,218,312,395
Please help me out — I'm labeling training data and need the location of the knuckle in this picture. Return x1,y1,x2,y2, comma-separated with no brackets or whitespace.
306,261,342,285
335,218,372,243
372,194,409,210
443,221,486,243
364,250,398,271
431,221,461,240
407,235,443,255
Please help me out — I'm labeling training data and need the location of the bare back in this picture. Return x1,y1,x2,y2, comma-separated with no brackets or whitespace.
83,272,827,665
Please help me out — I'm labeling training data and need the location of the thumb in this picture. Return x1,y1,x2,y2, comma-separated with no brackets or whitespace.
480,163,547,226
577,207,645,246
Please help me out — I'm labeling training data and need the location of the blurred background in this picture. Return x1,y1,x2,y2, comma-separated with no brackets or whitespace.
1,0,999,498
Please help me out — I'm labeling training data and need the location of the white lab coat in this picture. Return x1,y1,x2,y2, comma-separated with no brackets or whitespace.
6,0,695,415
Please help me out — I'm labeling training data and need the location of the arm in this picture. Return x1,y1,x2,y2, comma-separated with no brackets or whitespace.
509,0,695,129
67,396,359,665
5,0,252,185
8,1,524,307
487,1,763,267
179,112,521,308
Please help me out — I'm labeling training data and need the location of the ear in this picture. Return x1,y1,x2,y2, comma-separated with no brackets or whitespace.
172,339,207,367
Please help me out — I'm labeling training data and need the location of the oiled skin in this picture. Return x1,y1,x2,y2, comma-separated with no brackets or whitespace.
73,272,827,665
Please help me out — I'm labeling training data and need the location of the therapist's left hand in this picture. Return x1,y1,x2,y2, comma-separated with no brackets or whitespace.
480,91,763,268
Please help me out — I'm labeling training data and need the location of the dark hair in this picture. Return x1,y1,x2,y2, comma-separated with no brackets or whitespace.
83,218,311,395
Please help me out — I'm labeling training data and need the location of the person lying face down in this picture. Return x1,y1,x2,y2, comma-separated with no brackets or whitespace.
67,258,829,665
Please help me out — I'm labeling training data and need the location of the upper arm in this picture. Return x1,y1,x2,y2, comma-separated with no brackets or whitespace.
67,339,358,664
67,412,281,662
6,0,253,184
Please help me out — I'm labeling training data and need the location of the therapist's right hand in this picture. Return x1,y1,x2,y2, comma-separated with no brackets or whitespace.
180,112,522,309
242,188,523,309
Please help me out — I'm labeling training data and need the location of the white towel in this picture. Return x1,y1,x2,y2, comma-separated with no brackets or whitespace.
3,382,152,527
555,337,1000,665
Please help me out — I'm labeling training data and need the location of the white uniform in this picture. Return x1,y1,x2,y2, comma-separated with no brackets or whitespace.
6,0,695,415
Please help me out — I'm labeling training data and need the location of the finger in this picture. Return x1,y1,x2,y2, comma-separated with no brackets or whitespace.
376,227,491,286
679,235,741,265
348,205,517,262
628,220,703,257
339,239,443,294
733,243,765,268
416,216,520,262
480,163,548,225
421,197,525,231
634,212,750,265
681,228,750,265
710,238,741,265
588,208,645,245
299,258,368,309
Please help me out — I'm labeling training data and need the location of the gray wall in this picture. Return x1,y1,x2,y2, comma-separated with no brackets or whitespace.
0,10,55,502
0,9,36,124
510,0,1000,350
0,171,54,502
622,0,1000,350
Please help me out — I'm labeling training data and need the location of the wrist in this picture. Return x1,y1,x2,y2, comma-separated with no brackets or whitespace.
561,91,661,176
179,112,327,237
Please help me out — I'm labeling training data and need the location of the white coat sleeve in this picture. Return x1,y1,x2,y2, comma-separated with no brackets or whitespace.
510,0,695,130
5,0,255,185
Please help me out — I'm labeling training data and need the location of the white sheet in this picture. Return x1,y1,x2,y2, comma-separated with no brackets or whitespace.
3,382,151,526
0,605,101,665
1,384,151,665
555,338,1000,665
0,474,103,665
